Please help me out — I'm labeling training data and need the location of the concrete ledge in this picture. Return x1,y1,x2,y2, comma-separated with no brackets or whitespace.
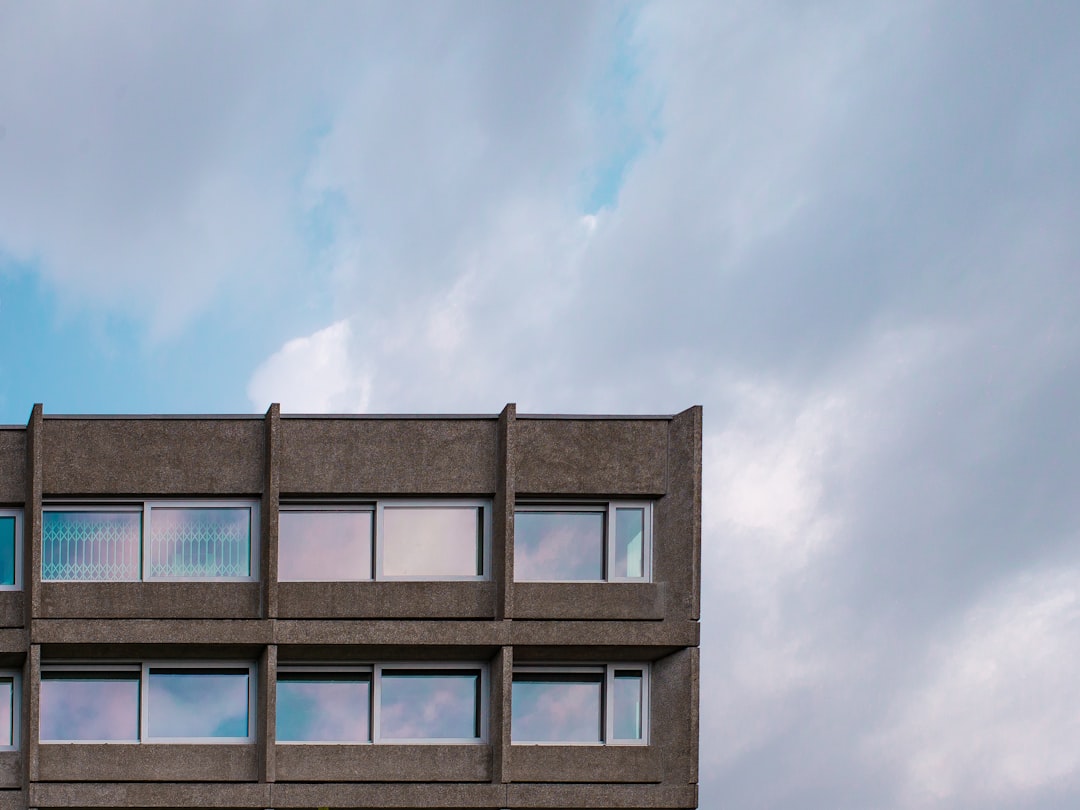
515,419,668,496
40,582,261,620
274,620,509,649
511,620,699,653
513,582,664,621
0,594,24,630
37,744,258,782
280,418,497,494
505,783,698,808
33,618,271,647
275,743,492,782
30,781,270,807
270,781,504,808
0,791,19,810
0,752,20,789
507,744,661,783
279,581,496,620
0,631,26,658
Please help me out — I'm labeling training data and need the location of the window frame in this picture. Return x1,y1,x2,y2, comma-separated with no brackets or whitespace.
41,500,260,583
513,501,653,583
40,661,257,745
511,663,650,746
0,508,23,590
278,499,492,583
0,670,20,750
276,661,489,745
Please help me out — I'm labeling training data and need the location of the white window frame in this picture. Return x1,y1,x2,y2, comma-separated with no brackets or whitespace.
0,509,22,590
40,661,257,744
279,499,492,583
511,663,650,746
0,670,20,750
41,500,260,583
277,661,488,745
513,502,653,583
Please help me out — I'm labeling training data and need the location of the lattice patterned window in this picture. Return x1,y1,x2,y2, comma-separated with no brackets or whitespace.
42,501,259,582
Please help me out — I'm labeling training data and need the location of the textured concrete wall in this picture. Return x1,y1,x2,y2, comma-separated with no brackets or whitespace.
513,582,665,620
278,581,495,619
0,752,20,789
506,744,662,783
0,596,23,630
39,582,260,619
275,744,491,782
0,431,24,504
37,744,258,781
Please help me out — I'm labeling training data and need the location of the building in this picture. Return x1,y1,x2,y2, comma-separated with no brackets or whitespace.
0,403,701,810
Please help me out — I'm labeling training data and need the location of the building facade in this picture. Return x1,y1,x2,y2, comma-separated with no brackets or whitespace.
0,404,701,810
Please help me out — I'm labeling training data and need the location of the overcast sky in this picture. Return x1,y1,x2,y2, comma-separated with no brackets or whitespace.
2,1,1079,807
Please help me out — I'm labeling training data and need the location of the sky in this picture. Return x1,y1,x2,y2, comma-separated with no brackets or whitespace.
2,0,1079,806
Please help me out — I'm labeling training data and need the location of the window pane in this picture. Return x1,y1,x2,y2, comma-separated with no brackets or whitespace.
277,674,371,742
148,669,249,738
42,511,141,581
381,508,481,578
379,670,480,740
0,679,11,746
279,511,372,581
612,671,643,740
514,511,604,581
148,508,251,578
512,673,603,742
40,675,139,741
0,517,15,586
613,508,646,579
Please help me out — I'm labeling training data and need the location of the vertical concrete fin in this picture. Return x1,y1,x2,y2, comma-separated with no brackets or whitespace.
490,644,513,784
25,644,39,784
262,403,281,619
25,405,42,627
259,643,277,783
494,404,516,620
669,406,703,621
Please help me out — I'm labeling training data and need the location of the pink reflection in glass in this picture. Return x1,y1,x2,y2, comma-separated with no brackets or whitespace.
40,676,139,741
514,512,604,581
381,508,481,578
512,675,602,742
279,511,372,581
0,679,11,746
379,670,479,739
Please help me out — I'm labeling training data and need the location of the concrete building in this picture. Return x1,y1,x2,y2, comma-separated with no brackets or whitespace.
0,404,701,810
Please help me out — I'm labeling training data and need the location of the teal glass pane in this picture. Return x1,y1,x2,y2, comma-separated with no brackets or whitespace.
0,678,11,746
379,670,480,739
40,674,140,741
277,674,371,742
0,517,15,586
613,508,645,579
381,508,481,577
514,511,604,581
612,671,643,740
42,511,141,581
148,668,249,739
148,508,251,578
279,510,372,581
512,673,602,742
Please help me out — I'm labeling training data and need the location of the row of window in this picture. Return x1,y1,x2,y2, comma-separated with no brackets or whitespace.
0,662,649,748
0,500,652,585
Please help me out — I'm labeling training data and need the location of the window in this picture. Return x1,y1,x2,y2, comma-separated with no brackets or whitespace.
279,500,490,582
0,672,19,749
40,662,255,743
511,664,648,745
277,663,486,744
0,509,21,589
514,503,651,582
41,501,259,582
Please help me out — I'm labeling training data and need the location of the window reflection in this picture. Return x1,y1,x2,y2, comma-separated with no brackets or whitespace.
512,672,603,743
147,668,249,739
379,669,481,740
613,508,645,579
42,511,141,581
0,678,13,746
612,671,643,740
40,673,140,741
0,516,15,586
277,673,371,742
514,511,604,581
148,508,251,579
279,510,373,581
381,507,482,578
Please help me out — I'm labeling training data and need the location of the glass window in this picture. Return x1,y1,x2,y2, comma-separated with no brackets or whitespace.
40,670,140,742
147,667,250,740
277,671,371,742
379,668,481,741
0,512,18,587
40,663,254,744
514,503,651,582
511,664,649,745
42,510,141,582
279,509,373,581
380,505,484,579
42,502,258,582
0,674,18,748
276,664,486,744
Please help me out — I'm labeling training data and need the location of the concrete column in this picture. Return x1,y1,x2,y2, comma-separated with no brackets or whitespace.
24,644,39,786
262,404,281,619
259,643,277,783
494,404,516,620
659,406,702,621
490,644,512,785
24,405,41,628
